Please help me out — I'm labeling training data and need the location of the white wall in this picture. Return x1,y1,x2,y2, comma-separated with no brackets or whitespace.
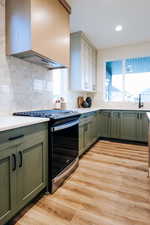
95,42,150,110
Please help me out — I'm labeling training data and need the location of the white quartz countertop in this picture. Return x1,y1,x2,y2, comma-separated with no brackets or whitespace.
0,116,49,132
76,107,101,114
76,107,150,114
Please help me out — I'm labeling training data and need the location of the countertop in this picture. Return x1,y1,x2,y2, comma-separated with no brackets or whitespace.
1,109,150,132
0,116,49,132
76,107,150,114
76,107,101,114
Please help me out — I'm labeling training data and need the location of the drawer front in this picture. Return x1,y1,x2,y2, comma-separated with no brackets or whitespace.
0,123,48,151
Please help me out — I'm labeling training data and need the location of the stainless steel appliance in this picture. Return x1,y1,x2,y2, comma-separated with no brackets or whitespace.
14,110,80,193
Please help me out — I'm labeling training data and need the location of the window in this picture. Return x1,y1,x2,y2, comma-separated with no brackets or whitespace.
105,56,150,102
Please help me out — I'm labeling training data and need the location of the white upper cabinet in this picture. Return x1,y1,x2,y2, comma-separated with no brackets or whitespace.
70,31,97,92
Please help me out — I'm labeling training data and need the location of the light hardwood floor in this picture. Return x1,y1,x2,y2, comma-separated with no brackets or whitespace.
11,140,150,225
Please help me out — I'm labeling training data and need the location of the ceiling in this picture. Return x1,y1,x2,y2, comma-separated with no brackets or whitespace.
67,0,150,49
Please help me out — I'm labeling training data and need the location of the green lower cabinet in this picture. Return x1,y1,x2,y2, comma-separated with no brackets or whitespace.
96,111,100,139
85,123,91,148
120,111,138,141
79,110,149,157
120,111,149,142
16,137,47,208
79,112,98,156
98,111,111,138
99,110,149,143
0,123,48,225
111,112,121,139
93,112,98,141
79,123,86,156
137,112,149,142
0,146,16,223
88,112,97,144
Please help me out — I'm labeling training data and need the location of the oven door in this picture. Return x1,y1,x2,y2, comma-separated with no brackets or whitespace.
50,119,79,179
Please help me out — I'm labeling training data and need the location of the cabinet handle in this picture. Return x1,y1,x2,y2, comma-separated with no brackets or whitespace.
12,154,17,171
140,114,142,120
8,135,24,141
18,151,23,168
137,114,139,120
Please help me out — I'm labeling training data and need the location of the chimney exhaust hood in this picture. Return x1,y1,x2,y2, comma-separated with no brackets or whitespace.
6,0,70,70
17,52,66,69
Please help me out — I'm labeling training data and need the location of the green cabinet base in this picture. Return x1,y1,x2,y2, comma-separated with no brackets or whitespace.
0,123,48,225
79,112,99,156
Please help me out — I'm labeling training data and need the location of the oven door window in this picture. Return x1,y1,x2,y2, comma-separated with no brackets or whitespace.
51,123,78,178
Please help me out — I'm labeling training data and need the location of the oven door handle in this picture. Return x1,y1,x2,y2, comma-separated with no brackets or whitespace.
51,120,79,132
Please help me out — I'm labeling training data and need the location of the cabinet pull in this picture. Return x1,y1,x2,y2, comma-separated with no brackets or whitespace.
12,154,17,171
8,135,24,141
137,114,139,120
18,151,23,168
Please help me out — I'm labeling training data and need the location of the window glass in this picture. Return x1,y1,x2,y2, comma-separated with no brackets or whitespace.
105,57,150,102
105,60,123,101
124,57,150,102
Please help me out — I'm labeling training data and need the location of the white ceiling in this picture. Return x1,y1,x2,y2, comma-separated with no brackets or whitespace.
67,0,150,49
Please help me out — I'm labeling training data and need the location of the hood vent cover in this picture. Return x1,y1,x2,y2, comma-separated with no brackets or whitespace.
6,0,70,70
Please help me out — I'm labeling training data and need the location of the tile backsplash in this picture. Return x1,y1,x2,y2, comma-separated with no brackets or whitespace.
0,1,88,115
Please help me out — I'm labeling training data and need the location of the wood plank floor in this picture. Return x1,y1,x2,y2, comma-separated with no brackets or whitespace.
11,140,150,225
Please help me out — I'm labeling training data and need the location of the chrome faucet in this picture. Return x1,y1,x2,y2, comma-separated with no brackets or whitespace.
138,94,144,108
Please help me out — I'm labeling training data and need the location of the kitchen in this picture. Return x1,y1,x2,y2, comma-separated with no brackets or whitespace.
0,0,150,225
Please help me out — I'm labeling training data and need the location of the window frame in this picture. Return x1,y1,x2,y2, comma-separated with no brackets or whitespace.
103,57,150,103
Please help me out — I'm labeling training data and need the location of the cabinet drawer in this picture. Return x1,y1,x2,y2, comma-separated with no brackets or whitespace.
0,123,48,149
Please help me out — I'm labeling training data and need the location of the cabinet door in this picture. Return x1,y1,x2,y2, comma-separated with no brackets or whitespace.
88,45,93,91
79,124,85,156
71,32,97,92
93,113,98,141
88,119,93,145
97,111,101,137
138,113,149,142
82,40,90,91
92,49,97,92
99,111,111,137
16,135,47,207
0,146,16,224
111,112,121,139
84,123,90,149
96,111,100,139
89,113,97,143
120,112,138,141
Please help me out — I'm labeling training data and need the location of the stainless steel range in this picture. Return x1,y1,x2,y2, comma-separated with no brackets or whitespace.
14,110,80,193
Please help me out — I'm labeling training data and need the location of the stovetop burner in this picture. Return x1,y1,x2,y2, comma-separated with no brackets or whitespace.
13,110,79,120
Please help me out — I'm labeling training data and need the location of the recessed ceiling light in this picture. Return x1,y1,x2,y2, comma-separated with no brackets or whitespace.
115,25,123,32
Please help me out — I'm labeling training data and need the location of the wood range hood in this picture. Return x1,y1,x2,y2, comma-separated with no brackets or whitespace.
6,0,71,69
